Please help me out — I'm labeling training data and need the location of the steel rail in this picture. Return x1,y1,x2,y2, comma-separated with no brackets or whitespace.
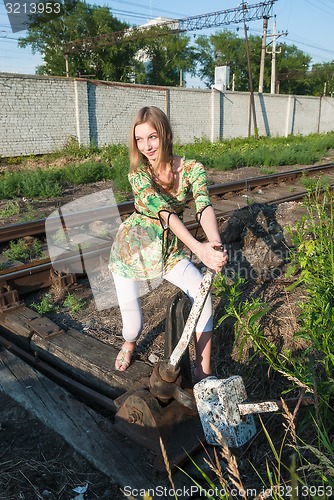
208,162,334,196
1,163,333,244
0,200,134,244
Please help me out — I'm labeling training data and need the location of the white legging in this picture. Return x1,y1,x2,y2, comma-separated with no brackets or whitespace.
112,258,213,342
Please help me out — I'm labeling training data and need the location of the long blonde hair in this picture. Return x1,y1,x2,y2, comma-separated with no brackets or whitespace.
129,106,173,172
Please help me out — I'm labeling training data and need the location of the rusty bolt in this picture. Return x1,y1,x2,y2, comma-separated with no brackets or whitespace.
128,409,143,424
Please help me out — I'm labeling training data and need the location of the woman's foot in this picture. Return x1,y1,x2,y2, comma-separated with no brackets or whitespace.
115,342,136,371
193,367,212,383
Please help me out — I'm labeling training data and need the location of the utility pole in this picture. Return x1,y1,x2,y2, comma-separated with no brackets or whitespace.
65,54,69,78
242,2,258,137
266,17,288,94
270,18,278,93
258,16,268,93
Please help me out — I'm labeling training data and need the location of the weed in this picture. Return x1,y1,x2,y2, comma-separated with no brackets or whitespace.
213,273,271,363
19,201,44,222
50,228,69,246
63,136,99,158
159,399,333,500
299,174,331,191
284,183,334,419
175,132,334,172
0,200,20,218
259,166,277,175
4,238,44,262
208,184,334,499
0,168,61,199
0,160,116,200
61,161,113,185
31,294,55,314
63,293,85,314
5,156,24,165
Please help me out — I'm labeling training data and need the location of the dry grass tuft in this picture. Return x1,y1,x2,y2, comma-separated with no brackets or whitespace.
159,437,176,494
208,424,247,500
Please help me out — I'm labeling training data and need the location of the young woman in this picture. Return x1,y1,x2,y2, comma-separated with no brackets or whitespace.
109,106,227,379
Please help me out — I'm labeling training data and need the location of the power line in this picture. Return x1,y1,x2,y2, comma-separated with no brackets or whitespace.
108,0,188,19
304,0,334,17
317,0,334,13
285,36,334,57
64,1,278,54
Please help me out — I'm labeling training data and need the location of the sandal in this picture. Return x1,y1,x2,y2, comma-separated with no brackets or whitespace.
115,344,135,372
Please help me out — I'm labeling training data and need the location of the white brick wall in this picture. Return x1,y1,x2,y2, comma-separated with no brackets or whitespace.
169,87,212,143
0,74,77,156
87,83,167,146
221,92,250,139
0,73,333,158
293,96,322,135
319,97,334,133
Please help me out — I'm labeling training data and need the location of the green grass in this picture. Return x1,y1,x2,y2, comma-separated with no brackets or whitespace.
160,190,334,499
63,292,86,314
207,183,334,499
1,132,333,201
3,238,45,262
31,291,86,316
31,294,55,314
175,132,334,170
0,200,20,218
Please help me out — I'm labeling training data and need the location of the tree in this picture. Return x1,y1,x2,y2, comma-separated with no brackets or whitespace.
308,61,334,96
134,30,197,86
19,1,143,80
195,30,263,91
18,1,197,85
194,30,313,95
275,43,312,95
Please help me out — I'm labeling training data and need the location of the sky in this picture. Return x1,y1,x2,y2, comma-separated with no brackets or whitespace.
1,0,334,87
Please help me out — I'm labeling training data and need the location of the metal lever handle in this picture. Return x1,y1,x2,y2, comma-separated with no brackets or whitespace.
238,396,315,416
168,245,225,369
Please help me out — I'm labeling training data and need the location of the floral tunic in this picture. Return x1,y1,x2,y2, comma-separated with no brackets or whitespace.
108,158,211,280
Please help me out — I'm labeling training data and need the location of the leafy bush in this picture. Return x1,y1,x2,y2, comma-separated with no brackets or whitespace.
61,161,113,185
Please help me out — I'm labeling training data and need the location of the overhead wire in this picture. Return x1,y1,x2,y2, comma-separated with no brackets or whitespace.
108,0,188,19
304,0,334,17
1,1,334,72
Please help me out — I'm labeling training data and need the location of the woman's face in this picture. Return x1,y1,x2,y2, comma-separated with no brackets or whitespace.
134,122,160,164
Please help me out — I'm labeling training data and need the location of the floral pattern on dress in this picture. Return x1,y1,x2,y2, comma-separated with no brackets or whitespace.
108,158,211,280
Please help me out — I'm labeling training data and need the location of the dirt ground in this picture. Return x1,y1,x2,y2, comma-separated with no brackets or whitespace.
0,157,331,499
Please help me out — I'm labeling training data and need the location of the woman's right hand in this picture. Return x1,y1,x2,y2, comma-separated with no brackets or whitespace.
195,241,228,273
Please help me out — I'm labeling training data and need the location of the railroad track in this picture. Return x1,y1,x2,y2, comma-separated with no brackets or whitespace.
1,162,333,244
1,162,334,291
0,162,333,485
